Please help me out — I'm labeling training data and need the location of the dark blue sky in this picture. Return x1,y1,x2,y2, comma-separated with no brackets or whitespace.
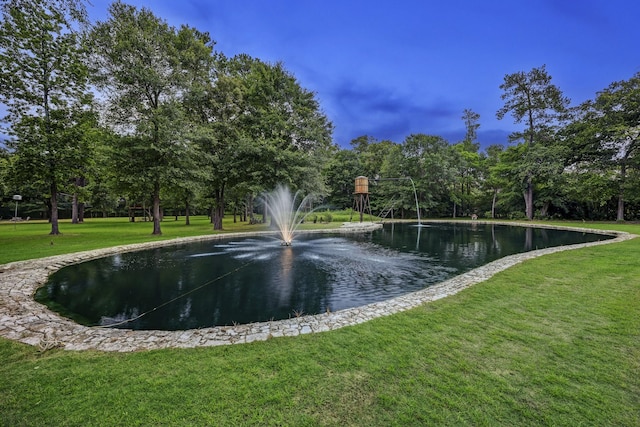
8,1,640,150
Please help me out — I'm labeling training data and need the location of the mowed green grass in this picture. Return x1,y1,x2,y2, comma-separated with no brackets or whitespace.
0,216,339,264
0,219,638,426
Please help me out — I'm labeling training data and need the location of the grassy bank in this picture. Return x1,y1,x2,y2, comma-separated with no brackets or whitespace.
0,215,339,264
0,220,638,425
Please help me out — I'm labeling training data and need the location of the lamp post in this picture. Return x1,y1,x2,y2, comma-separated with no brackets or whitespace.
12,194,22,230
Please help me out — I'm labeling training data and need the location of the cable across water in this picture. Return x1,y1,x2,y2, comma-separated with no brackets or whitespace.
96,259,257,328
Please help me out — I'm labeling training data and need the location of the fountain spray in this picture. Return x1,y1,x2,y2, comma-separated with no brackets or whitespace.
262,185,316,245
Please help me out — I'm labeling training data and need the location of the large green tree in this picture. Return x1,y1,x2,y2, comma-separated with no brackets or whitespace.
187,53,249,230
380,134,458,218
191,54,333,229
453,109,482,217
350,135,396,180
560,73,640,220
322,147,361,209
496,65,569,220
0,0,92,234
240,58,333,193
592,73,640,220
482,144,507,218
89,1,214,234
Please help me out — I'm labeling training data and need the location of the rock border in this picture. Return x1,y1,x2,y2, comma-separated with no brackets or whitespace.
0,221,634,352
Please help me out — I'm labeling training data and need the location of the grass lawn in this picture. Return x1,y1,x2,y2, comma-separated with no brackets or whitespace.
0,218,638,426
0,215,340,264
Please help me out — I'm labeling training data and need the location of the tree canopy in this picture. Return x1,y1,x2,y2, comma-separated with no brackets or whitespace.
0,0,93,234
1,4,639,225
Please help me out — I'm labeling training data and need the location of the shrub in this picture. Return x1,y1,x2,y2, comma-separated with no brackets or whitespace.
508,211,527,220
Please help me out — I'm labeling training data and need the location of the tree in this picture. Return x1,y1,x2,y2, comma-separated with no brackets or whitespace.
0,145,8,209
350,135,396,180
380,134,458,218
322,147,361,209
453,109,482,217
190,54,333,229
239,58,333,193
483,144,506,218
187,53,248,230
592,73,640,221
89,2,214,234
0,0,92,234
496,64,569,220
462,108,481,151
560,73,640,221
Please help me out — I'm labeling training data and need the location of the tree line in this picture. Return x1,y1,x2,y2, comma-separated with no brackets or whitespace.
328,67,639,223
0,0,638,235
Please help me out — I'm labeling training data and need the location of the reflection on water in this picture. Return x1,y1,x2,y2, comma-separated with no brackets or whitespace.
36,223,610,330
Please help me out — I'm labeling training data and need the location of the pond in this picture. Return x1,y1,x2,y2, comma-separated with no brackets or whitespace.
36,223,611,330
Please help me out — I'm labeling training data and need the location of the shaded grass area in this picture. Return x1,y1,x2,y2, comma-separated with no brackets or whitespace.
0,221,638,425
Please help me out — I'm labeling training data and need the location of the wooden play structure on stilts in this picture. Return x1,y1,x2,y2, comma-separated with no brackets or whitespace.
351,176,373,222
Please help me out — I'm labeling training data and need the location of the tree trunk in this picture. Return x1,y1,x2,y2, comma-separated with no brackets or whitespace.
540,201,550,218
242,200,247,222
617,195,625,221
213,204,224,230
524,176,534,220
246,194,253,223
71,177,85,224
617,163,626,221
78,202,84,223
49,181,60,235
71,192,79,224
460,181,465,214
491,188,499,219
213,186,224,230
233,199,237,223
152,181,162,235
185,200,191,226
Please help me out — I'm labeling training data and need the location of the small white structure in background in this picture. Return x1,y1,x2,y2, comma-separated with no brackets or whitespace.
12,194,22,227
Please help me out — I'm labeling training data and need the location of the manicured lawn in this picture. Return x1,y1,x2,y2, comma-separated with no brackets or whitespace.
0,219,638,426
0,216,338,264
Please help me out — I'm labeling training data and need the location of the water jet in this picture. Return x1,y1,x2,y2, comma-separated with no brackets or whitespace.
262,184,316,246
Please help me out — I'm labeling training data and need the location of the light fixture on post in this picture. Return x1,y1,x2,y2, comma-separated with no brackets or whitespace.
12,194,22,229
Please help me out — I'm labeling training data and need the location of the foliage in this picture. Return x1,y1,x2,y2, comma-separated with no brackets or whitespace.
88,2,215,235
0,0,93,234
322,147,361,209
2,5,640,225
185,53,333,230
382,134,458,217
496,65,570,220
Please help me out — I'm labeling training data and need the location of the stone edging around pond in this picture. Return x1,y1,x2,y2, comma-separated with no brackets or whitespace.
0,222,634,352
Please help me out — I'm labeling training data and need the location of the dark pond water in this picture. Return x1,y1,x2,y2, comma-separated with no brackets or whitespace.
36,223,611,330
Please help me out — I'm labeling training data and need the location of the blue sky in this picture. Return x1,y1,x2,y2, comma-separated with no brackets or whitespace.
10,1,640,150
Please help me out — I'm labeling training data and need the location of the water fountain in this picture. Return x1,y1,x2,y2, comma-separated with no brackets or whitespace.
262,185,316,246
36,222,613,331
32,183,616,332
